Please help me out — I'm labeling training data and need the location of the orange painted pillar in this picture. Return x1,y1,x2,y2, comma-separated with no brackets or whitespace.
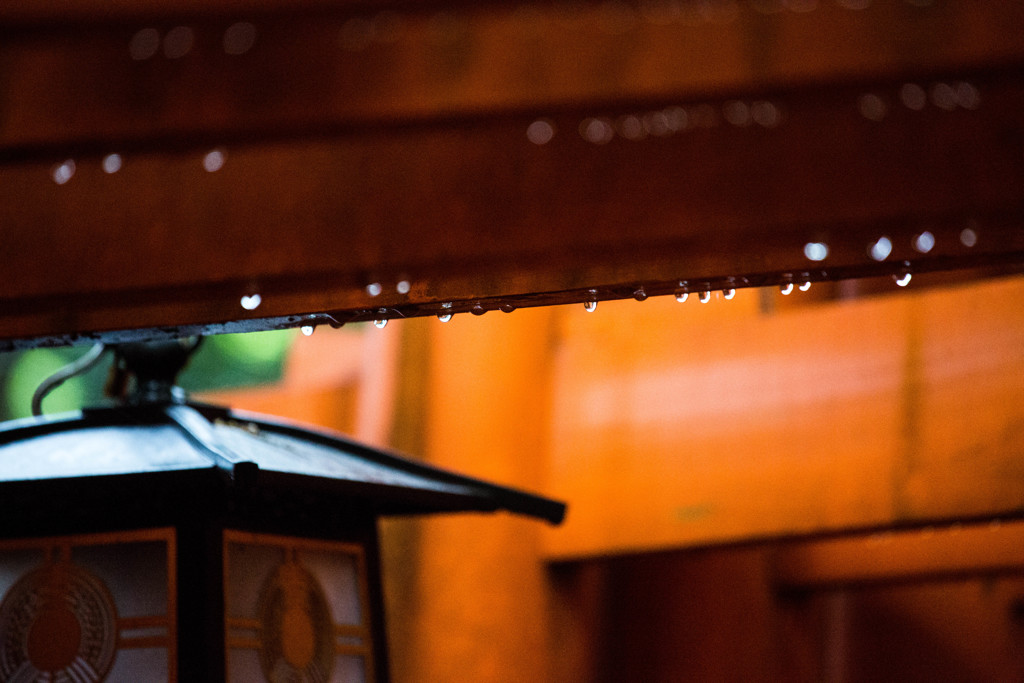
383,307,561,683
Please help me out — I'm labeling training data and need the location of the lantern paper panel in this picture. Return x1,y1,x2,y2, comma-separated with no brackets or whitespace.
0,528,176,682
224,530,374,683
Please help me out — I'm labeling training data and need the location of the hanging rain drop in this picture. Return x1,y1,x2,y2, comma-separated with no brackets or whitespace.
914,231,935,254
675,290,689,303
633,287,648,302
780,282,794,295
723,288,736,300
869,236,893,262
374,319,388,329
894,272,912,287
300,325,314,336
51,160,76,185
799,281,812,292
437,313,452,322
699,290,711,304
584,300,597,313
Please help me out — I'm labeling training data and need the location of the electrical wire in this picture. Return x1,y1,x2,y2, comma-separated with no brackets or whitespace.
30,343,107,417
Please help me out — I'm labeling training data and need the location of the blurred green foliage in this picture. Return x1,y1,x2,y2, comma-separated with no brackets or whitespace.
177,330,295,392
0,330,296,420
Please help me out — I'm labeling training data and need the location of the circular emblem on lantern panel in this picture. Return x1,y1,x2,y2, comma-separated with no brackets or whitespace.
259,561,335,683
0,562,118,681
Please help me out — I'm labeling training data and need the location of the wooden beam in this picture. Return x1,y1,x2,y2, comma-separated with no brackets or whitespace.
2,70,1022,347
773,520,1024,589
2,1,1023,155
1,2,1022,345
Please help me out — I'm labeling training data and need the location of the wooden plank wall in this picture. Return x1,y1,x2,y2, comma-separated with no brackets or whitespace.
546,276,1024,558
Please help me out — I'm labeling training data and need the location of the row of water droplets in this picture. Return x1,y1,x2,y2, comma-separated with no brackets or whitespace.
858,81,980,122
525,78,979,147
53,19,249,184
245,222,981,333
129,22,257,61
125,0,937,64
49,148,228,186
43,0,978,180
526,99,783,148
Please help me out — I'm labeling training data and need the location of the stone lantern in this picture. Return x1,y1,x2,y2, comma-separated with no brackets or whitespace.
0,341,565,682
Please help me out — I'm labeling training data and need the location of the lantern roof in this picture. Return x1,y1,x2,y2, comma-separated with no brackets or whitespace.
0,401,566,525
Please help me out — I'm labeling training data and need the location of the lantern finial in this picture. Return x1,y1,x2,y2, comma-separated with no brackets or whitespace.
111,338,201,405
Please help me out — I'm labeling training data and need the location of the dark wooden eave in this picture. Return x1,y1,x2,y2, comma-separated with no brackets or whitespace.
0,1,1022,348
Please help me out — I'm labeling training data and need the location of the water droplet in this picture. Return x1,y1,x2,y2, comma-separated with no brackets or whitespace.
930,82,957,111
396,280,411,294
203,149,226,172
913,231,935,253
643,111,671,136
527,119,556,145
663,106,688,132
240,293,262,310
471,304,486,316
894,272,912,287
869,236,893,261
804,242,829,262
223,21,258,55
699,290,711,304
579,117,615,144
584,300,598,313
780,282,794,295
954,81,980,110
374,319,388,329
723,288,736,300
437,313,453,322
723,100,751,127
499,303,517,313
366,282,382,297
900,83,927,111
129,28,160,60
799,280,812,292
102,154,122,174
50,160,76,185
674,289,689,303
960,227,978,247
617,114,647,140
301,325,315,336
751,101,781,128
163,26,195,59
633,287,648,301
858,93,887,121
